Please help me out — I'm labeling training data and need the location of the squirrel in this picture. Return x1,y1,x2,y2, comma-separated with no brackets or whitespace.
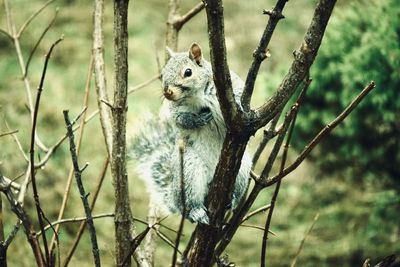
130,43,251,224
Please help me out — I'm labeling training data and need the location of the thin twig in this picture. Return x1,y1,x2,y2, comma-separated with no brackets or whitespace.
261,78,310,267
290,213,320,267
0,175,21,192
121,227,151,267
49,56,93,256
252,113,281,168
241,204,271,224
30,37,63,266
156,229,182,255
153,41,162,76
174,2,205,30
93,0,112,157
16,0,56,38
241,0,288,111
0,173,45,266
3,221,21,249
264,81,376,187
62,157,109,267
24,9,59,78
172,140,186,266
260,106,298,267
3,121,28,162
0,130,18,138
4,0,50,152
240,224,276,236
63,110,101,267
0,28,13,41
38,213,115,236
128,75,160,94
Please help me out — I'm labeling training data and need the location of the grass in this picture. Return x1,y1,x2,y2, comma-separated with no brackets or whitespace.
0,0,398,266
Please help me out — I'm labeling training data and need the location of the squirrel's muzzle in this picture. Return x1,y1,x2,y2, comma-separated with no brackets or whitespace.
163,86,175,101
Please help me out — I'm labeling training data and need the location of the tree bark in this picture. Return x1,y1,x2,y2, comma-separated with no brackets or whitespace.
112,0,135,266
185,0,337,265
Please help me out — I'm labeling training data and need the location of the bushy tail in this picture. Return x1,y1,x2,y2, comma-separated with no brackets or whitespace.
129,115,177,214
128,115,176,163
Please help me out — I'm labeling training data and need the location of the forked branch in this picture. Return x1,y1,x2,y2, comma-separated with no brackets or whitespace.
264,81,376,187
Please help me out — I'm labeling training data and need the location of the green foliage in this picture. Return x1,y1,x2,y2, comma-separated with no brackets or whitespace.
294,0,400,181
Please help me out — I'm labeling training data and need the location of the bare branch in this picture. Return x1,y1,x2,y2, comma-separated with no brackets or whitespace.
0,172,45,266
252,0,337,130
93,0,113,157
64,110,101,267
63,157,109,267
241,0,288,111
0,175,21,192
252,113,281,168
174,2,205,30
39,213,115,236
49,56,93,255
241,204,271,224
16,0,56,38
290,213,320,267
30,37,63,265
0,130,18,138
264,81,376,187
240,224,276,236
128,75,160,94
24,9,59,78
4,0,50,152
171,140,186,267
166,1,205,55
0,29,13,42
112,1,150,266
260,78,308,266
204,0,240,130
3,221,21,248
122,227,151,267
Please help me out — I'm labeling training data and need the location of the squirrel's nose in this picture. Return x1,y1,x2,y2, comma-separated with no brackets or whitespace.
163,86,174,100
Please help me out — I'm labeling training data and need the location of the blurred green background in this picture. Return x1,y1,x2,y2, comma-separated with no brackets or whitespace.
0,0,398,266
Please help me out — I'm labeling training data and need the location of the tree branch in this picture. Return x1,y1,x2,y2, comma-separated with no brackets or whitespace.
252,0,337,131
260,78,308,265
93,0,113,157
264,81,376,187
39,213,114,236
171,140,186,267
49,56,93,256
0,172,45,267
30,37,63,265
290,213,320,267
0,130,18,138
174,2,205,30
63,157,109,267
113,1,148,266
16,0,56,38
166,1,205,53
241,0,288,111
204,0,241,131
4,0,50,152
24,8,59,78
64,110,101,267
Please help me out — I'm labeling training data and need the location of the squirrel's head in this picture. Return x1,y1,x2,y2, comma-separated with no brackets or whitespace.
161,43,212,102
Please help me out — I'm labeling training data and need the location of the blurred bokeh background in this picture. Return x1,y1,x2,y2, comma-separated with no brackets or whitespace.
0,0,398,266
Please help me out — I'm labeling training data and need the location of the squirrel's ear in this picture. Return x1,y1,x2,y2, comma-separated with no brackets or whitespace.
166,46,175,59
189,43,202,66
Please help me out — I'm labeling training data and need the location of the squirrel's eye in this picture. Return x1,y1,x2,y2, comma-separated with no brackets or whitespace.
184,68,192,77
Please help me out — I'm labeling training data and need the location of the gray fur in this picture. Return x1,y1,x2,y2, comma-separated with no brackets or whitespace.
130,44,251,224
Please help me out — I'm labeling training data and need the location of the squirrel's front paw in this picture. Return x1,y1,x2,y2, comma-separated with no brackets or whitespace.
188,207,209,225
